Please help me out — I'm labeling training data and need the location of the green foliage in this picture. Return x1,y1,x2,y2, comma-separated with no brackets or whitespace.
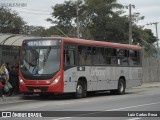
89,15,129,43
132,26,157,57
45,25,73,37
132,25,156,45
20,25,47,36
48,0,125,40
0,7,25,34
47,1,77,27
84,0,123,18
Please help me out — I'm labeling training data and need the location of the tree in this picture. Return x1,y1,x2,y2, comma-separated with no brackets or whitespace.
47,1,77,27
0,7,26,34
82,0,128,42
48,0,156,47
48,0,123,39
131,25,157,57
47,0,80,37
20,25,47,36
45,26,71,37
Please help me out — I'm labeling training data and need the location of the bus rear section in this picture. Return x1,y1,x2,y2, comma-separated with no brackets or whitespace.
19,38,64,94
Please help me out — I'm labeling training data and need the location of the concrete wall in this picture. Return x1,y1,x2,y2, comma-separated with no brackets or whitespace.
142,58,160,83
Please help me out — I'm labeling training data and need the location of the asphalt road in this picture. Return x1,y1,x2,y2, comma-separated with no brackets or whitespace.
0,86,160,120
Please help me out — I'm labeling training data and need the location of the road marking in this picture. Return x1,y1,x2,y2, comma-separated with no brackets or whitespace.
127,118,141,120
53,117,72,120
52,101,160,120
106,101,160,111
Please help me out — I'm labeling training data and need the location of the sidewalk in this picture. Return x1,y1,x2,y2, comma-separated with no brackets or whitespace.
0,82,160,102
0,94,22,103
135,82,160,89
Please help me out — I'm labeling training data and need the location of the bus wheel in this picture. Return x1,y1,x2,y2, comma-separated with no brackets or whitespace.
117,79,125,95
74,81,85,99
110,79,125,95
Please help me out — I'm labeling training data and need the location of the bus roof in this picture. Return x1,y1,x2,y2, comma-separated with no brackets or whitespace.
62,37,141,50
22,37,141,50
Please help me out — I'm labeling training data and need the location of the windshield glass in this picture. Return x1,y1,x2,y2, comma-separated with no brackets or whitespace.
20,39,61,79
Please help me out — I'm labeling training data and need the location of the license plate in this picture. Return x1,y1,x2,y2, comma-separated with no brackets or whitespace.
34,89,41,92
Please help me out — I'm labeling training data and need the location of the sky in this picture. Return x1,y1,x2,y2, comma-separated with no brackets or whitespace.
0,0,160,39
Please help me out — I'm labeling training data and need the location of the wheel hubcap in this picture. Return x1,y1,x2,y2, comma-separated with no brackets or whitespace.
77,85,83,95
119,82,124,93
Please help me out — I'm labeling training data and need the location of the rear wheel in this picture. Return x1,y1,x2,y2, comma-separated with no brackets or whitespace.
118,79,125,94
74,80,86,99
110,79,126,95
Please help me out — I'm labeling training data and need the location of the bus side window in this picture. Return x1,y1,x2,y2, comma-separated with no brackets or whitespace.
117,49,129,66
111,48,118,65
105,48,111,65
78,46,85,65
65,50,75,66
99,47,105,64
78,46,92,65
86,46,92,65
129,50,140,66
92,47,98,64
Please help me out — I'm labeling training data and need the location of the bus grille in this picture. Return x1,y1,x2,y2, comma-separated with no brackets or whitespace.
27,86,48,92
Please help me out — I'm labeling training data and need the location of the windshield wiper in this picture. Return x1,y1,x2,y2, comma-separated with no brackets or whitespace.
44,47,51,62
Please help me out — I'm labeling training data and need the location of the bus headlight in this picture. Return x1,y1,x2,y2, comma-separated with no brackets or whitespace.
51,76,60,85
19,77,25,85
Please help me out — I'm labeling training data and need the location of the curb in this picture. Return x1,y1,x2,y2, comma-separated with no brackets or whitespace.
136,82,160,89
0,95,22,103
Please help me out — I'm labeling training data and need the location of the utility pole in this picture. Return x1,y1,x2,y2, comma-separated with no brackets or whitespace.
155,22,159,52
129,4,132,44
146,22,159,57
76,0,80,38
128,4,135,44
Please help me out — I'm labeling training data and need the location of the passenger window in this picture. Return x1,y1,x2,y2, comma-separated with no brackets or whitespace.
105,48,111,65
129,50,140,66
117,49,129,66
92,47,105,65
106,48,117,65
65,50,75,66
78,46,92,65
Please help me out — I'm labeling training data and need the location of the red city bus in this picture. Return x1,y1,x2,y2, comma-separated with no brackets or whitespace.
19,37,142,98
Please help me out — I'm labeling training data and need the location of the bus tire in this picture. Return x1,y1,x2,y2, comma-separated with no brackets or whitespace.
110,78,126,95
83,81,87,98
117,78,126,95
74,80,86,99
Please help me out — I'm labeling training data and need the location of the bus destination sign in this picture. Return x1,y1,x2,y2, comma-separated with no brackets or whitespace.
25,40,61,46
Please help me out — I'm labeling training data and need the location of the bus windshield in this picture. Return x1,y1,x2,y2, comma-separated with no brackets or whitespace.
20,40,61,79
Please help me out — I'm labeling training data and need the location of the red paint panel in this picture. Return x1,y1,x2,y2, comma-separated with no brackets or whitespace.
62,38,141,50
